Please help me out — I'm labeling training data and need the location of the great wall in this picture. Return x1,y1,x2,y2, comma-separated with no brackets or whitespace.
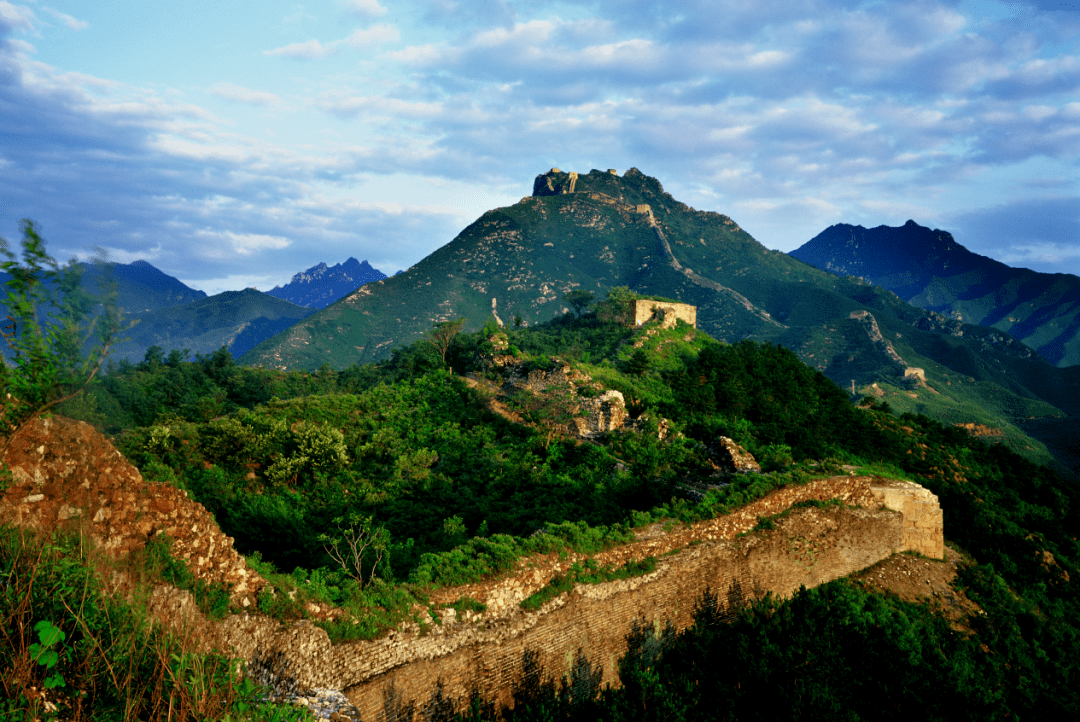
1,413,944,720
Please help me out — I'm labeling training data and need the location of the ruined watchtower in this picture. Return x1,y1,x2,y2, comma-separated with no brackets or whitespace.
629,300,697,329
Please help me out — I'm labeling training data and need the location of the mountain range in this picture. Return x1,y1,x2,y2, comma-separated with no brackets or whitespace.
1,256,388,367
267,257,388,309
238,167,1080,479
3,169,1078,477
790,220,1080,367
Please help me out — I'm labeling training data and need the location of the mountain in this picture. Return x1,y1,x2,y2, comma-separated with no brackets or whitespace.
2,259,208,366
236,168,1080,476
266,257,387,309
1,259,206,317
81,259,208,313
789,221,1080,367
107,288,317,364
2,258,315,366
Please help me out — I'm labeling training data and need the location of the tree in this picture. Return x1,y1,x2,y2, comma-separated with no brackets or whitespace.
625,348,651,376
428,317,465,367
1,220,133,441
318,513,390,588
563,289,595,317
596,286,637,323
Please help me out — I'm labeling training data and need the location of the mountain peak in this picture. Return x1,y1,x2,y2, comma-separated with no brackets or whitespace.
267,258,388,309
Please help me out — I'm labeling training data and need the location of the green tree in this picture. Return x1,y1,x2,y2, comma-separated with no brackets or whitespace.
318,513,390,588
428,318,466,367
563,289,595,317
596,286,637,323
0,220,133,440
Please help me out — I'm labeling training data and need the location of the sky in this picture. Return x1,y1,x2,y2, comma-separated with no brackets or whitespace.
0,0,1078,295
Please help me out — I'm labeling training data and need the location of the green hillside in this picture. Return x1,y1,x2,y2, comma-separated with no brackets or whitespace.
108,288,317,364
791,221,1080,367
8,305,1075,719
241,168,1080,477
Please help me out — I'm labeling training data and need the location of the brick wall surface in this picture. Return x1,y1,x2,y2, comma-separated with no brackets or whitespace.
210,476,942,720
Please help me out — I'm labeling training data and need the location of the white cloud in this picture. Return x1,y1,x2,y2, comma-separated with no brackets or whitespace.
44,8,89,31
340,24,400,48
209,82,285,108
265,23,399,59
264,38,335,59
194,229,291,257
343,0,388,18
0,2,34,31
999,242,1080,268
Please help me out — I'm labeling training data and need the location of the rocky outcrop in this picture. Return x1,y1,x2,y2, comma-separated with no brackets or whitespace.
0,415,266,608
568,390,630,437
709,437,761,475
954,422,1004,438
267,257,387,310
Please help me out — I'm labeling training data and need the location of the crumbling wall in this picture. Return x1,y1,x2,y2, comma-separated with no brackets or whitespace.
211,476,942,720
0,415,265,608
1,415,944,721
631,300,697,328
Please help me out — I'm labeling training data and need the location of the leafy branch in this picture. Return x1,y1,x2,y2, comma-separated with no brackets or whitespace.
318,513,390,588
1,219,136,442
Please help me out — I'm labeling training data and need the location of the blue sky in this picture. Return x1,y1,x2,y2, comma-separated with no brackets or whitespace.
1,0,1078,295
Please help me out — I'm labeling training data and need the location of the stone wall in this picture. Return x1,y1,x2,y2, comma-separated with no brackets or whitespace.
631,300,697,328
0,415,266,609
1,415,943,721
210,476,942,720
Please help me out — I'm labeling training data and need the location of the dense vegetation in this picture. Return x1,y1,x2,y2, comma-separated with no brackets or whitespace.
3,228,1079,720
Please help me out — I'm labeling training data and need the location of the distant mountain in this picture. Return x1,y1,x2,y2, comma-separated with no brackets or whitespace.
267,258,387,309
789,221,1080,367
2,259,208,366
108,288,317,364
82,259,208,313
1,259,206,317
1,257,323,369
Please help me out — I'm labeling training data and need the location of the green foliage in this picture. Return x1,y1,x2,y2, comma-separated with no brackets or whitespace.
519,556,657,611
28,620,68,691
39,306,1080,711
0,219,132,436
757,443,794,472
429,317,466,366
595,286,636,323
0,523,305,721
443,596,487,614
318,513,390,588
562,289,595,317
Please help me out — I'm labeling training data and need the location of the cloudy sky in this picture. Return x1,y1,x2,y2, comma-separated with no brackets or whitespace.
1,0,1078,294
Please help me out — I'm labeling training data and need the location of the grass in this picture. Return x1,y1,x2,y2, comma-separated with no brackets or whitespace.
519,556,658,611
0,521,312,722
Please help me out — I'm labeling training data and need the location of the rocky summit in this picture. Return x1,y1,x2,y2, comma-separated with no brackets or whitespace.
239,167,1080,477
268,257,388,309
